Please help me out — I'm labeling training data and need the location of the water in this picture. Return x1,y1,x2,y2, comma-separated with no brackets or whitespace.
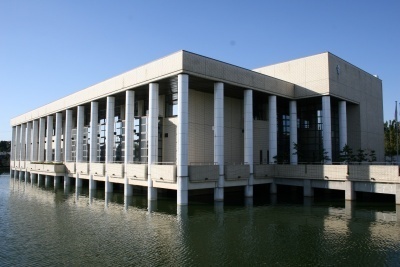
1,172,400,266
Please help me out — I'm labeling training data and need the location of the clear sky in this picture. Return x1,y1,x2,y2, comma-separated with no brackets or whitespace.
1,0,399,141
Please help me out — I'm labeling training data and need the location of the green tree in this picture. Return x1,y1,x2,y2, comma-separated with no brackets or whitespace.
384,120,398,161
340,144,355,163
0,141,11,152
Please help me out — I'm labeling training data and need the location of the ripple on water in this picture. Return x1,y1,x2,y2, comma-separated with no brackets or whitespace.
1,175,400,266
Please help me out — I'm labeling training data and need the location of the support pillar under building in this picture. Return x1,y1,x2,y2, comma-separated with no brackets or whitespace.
214,82,224,201
345,180,356,201
177,74,189,205
303,179,314,197
148,83,158,200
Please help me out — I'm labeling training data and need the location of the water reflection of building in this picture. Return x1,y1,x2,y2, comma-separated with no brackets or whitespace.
10,51,397,206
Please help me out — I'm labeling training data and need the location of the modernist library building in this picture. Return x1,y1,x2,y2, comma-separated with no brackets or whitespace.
10,51,386,205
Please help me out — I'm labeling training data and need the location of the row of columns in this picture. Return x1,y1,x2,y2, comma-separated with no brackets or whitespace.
10,74,347,205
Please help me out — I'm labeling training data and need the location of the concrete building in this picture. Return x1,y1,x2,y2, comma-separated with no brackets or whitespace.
10,51,398,205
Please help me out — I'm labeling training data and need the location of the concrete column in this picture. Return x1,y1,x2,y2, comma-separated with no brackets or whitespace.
75,106,84,187
54,176,61,188
16,125,21,164
31,120,39,162
270,181,277,194
45,175,52,188
290,101,298,165
303,179,314,197
244,89,253,197
76,106,84,163
322,96,332,164
124,91,135,196
20,124,26,168
214,82,224,201
38,118,46,162
64,109,73,162
64,174,70,187
89,101,98,190
396,184,400,205
46,115,53,162
177,74,189,205
11,126,16,170
345,180,356,200
148,83,158,200
54,113,62,162
26,122,32,163
105,96,115,193
269,95,277,164
339,101,347,151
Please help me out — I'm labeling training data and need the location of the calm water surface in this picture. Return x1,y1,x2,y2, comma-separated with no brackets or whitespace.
1,172,400,266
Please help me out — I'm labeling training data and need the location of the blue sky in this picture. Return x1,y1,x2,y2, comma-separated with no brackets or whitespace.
1,0,399,140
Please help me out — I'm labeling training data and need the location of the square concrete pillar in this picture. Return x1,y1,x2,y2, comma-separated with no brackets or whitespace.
345,180,355,200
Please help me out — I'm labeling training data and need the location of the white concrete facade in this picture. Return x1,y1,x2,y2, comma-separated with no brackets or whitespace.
10,50,388,205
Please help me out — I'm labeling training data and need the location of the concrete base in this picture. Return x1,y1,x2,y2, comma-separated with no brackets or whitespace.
245,185,253,197
303,179,314,197
64,175,70,187
105,180,113,193
75,176,82,188
270,182,277,194
38,174,44,186
89,176,97,190
177,189,188,205
31,173,37,184
148,200,157,213
45,175,52,187
148,187,157,200
214,187,224,201
345,180,356,200
396,184,400,205
345,200,355,218
124,178,133,196
54,176,61,188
